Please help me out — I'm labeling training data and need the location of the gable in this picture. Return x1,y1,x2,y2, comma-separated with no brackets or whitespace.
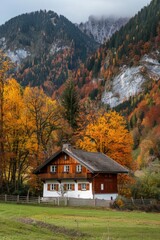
34,151,91,174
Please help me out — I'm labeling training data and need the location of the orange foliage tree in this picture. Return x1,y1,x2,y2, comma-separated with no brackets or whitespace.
77,111,135,197
77,111,133,168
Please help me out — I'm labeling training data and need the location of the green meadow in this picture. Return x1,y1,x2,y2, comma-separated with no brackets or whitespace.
0,203,159,240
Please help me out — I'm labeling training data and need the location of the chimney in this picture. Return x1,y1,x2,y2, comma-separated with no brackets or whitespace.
62,143,71,151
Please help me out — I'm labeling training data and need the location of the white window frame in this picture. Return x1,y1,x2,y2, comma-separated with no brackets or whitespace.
76,165,82,173
66,184,73,191
50,184,57,191
50,165,57,173
101,183,104,190
64,165,70,173
81,183,86,191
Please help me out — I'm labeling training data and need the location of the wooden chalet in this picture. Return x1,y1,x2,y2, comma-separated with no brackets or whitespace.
34,144,128,200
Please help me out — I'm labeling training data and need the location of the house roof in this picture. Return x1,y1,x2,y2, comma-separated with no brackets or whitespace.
34,146,128,174
66,148,128,173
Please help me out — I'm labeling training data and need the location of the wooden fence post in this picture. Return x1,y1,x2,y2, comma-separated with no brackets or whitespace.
26,195,29,203
5,194,7,202
65,197,67,206
141,197,145,205
131,197,135,206
17,195,19,203
38,196,41,204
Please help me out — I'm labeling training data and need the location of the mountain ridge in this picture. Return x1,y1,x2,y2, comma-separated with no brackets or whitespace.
77,15,129,44
0,10,98,91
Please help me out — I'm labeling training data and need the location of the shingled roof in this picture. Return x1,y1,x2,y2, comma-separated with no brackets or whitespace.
34,146,128,174
66,148,128,173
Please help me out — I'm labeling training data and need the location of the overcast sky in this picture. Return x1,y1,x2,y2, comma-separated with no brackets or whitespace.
1,0,152,25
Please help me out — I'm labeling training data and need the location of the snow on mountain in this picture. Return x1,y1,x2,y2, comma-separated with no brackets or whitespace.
78,16,129,44
6,49,30,64
0,37,29,64
0,37,6,50
50,42,70,55
102,53,160,108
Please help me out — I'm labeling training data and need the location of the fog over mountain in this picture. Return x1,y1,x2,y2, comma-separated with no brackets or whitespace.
78,16,129,44
0,0,151,25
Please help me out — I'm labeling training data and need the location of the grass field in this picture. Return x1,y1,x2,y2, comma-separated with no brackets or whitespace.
0,203,160,240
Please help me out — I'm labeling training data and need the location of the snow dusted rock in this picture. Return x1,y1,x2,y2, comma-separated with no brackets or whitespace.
0,37,6,50
102,66,145,108
6,49,30,64
141,54,160,77
78,16,129,44
0,37,30,64
102,54,160,108
50,42,70,54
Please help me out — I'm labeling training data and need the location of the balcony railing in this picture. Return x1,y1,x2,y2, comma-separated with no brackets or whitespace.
39,172,92,180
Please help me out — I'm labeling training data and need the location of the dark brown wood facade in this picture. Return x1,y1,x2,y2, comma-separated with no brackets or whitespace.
38,152,118,194
38,153,91,179
92,174,117,194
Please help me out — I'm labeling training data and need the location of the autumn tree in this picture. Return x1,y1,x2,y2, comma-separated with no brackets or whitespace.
77,111,133,168
3,79,31,193
23,87,61,165
0,52,10,191
77,111,134,197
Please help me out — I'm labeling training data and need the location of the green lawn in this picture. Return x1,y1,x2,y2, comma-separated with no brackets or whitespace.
0,203,159,240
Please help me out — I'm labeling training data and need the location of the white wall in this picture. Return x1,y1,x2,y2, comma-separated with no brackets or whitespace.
43,180,93,199
43,181,118,200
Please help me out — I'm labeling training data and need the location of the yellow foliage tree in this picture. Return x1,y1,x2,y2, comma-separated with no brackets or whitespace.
0,52,10,190
1,77,63,194
3,79,32,192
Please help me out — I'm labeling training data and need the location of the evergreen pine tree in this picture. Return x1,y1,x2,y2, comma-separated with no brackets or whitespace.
61,79,79,129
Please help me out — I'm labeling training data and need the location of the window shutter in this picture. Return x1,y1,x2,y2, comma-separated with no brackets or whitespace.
47,184,51,191
78,184,81,190
86,183,90,190
56,184,59,191
72,184,75,191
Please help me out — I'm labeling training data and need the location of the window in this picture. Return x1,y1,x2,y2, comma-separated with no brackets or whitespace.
50,184,56,191
63,184,74,191
101,184,104,191
78,183,90,191
48,184,58,191
50,165,57,173
64,165,70,173
66,184,74,191
76,165,82,173
81,183,86,190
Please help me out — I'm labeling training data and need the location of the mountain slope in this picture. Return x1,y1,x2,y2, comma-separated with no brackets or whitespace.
78,16,129,44
72,0,160,104
0,10,98,91
102,52,160,107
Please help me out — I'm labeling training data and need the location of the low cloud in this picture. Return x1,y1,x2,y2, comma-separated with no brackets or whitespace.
0,0,151,25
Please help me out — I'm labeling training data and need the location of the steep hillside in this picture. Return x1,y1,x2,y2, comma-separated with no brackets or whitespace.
102,52,160,107
78,16,129,44
0,10,98,92
128,79,160,168
71,0,160,103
